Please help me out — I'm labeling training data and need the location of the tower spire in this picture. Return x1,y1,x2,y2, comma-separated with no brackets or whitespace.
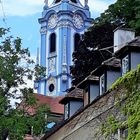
44,0,48,5
44,0,48,10
85,0,88,6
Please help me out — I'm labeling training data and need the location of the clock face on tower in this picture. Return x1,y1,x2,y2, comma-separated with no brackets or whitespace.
48,14,58,29
73,14,84,29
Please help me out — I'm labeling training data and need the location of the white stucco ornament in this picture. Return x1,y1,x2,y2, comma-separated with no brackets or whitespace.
47,77,56,96
73,14,84,29
48,57,56,73
48,14,58,29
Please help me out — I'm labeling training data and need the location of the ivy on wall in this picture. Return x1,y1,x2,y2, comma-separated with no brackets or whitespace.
101,65,140,140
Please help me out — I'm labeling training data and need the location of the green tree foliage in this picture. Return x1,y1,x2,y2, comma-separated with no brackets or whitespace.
102,65,140,140
96,0,140,35
34,64,46,81
0,28,49,140
71,0,140,85
71,22,114,85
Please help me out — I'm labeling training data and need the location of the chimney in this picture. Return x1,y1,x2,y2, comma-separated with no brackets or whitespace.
113,28,135,53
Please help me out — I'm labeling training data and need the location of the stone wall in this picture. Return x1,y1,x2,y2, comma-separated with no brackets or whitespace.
44,88,124,140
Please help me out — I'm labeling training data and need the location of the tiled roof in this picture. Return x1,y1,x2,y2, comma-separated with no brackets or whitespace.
66,86,76,93
65,88,83,98
127,36,140,46
33,94,64,114
59,88,83,104
90,57,121,76
19,94,64,115
24,135,34,140
102,57,121,67
77,75,99,89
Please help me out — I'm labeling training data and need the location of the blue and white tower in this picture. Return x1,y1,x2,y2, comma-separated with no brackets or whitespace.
36,0,93,96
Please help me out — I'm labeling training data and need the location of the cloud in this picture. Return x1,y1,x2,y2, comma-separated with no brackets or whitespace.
0,0,44,17
0,0,116,17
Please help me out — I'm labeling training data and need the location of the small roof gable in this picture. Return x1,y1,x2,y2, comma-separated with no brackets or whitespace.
102,57,121,68
66,86,76,93
91,57,121,76
128,36,140,46
77,75,99,89
59,88,83,104
115,36,140,58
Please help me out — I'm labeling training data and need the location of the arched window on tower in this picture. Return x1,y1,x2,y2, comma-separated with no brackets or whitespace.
55,0,61,3
71,0,77,3
74,33,81,51
50,33,56,53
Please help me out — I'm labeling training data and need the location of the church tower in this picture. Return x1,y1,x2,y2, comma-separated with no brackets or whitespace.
35,0,93,96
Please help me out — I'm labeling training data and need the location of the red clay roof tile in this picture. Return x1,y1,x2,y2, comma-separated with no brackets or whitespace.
33,94,64,114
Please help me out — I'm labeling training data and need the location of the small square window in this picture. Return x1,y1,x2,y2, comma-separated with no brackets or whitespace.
65,103,69,120
121,128,128,139
100,74,105,95
113,132,119,140
122,55,129,75
84,91,89,106
113,128,128,140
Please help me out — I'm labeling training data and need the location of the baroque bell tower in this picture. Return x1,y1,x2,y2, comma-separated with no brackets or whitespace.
35,0,93,96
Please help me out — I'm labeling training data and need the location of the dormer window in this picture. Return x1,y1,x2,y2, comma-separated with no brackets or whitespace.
89,83,99,103
122,55,129,75
60,88,83,120
113,128,128,140
64,103,69,120
121,128,128,139
100,74,105,95
84,86,89,106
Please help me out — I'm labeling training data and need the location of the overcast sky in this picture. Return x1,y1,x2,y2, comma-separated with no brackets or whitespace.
0,0,117,58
